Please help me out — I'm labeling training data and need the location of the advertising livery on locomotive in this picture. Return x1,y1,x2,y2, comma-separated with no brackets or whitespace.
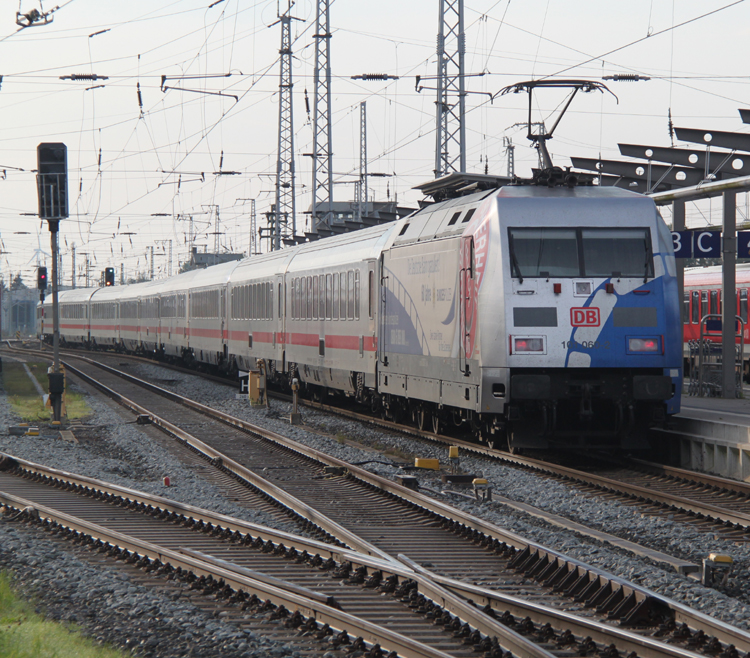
39,174,682,453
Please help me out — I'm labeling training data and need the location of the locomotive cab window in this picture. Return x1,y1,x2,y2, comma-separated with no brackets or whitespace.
741,289,748,323
508,227,653,279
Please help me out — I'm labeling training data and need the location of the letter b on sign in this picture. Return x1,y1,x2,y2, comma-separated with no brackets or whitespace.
571,307,600,326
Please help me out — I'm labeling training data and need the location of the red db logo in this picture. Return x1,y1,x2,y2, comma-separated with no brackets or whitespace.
571,308,600,327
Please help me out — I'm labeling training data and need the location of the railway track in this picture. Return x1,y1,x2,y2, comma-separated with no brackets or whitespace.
0,454,736,658
70,344,750,538
4,344,750,656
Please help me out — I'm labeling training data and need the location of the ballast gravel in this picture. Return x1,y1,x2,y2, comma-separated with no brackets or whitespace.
0,367,305,658
130,362,750,630
1,355,749,657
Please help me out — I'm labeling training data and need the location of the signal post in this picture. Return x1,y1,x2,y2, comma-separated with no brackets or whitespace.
36,143,68,422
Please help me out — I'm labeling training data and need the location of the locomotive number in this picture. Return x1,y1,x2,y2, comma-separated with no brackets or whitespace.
562,340,610,350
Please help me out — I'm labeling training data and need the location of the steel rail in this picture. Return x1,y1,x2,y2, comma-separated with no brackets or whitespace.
0,490,455,658
0,458,712,658
23,354,750,653
629,457,750,496
60,359,396,563
399,557,720,658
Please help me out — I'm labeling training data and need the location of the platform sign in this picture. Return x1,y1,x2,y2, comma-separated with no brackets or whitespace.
693,231,721,258
671,231,693,258
671,230,722,259
738,232,750,259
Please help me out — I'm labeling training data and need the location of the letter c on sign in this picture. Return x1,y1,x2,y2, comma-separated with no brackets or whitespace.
697,232,712,253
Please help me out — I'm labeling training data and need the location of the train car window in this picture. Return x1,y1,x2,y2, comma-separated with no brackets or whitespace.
318,275,325,319
268,282,272,320
326,274,332,319
348,270,355,320
701,291,708,320
305,276,311,320
691,291,699,323
581,228,653,278
710,290,718,316
355,270,360,320
278,283,282,318
291,279,297,319
368,270,374,319
461,208,476,223
333,273,339,320
741,289,748,323
313,276,319,320
243,285,248,319
509,228,579,277
448,211,461,226
341,272,348,320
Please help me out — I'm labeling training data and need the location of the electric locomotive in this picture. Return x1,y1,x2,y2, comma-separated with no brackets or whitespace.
39,173,682,454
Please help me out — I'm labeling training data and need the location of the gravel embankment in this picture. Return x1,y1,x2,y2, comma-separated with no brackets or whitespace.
130,362,750,630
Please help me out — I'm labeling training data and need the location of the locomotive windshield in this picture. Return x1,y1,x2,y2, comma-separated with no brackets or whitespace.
509,227,653,279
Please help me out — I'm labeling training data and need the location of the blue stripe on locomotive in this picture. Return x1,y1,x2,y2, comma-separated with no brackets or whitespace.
565,248,682,413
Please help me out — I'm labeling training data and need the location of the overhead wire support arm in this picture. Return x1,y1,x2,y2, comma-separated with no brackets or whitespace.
16,2,59,28
160,73,238,102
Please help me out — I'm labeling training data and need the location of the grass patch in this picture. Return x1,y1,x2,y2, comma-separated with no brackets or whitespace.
384,446,415,462
0,572,126,658
1,361,91,422
335,432,348,444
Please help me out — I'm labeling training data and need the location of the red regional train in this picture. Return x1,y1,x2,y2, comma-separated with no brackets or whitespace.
683,263,750,379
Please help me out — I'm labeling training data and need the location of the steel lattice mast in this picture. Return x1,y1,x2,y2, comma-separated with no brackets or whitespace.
357,101,367,221
434,0,466,177
312,0,333,232
273,2,299,250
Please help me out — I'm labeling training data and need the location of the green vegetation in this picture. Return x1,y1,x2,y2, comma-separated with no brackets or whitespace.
384,446,415,462
0,572,126,658
1,361,91,422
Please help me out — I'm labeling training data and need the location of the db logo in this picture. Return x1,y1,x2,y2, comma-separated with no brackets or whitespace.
571,307,600,327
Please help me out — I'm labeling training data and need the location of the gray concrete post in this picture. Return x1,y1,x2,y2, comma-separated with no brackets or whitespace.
722,191,737,398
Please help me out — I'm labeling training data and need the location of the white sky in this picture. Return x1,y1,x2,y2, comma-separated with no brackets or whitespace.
0,0,748,285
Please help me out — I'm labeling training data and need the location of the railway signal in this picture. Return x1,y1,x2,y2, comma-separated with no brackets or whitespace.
36,141,68,423
37,266,47,290
104,267,115,286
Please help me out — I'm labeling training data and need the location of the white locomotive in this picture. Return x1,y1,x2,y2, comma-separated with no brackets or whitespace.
40,172,682,452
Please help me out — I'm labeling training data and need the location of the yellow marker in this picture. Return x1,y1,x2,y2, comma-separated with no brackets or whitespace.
25,427,40,436
472,478,489,487
414,458,440,470
448,446,459,459
708,553,733,564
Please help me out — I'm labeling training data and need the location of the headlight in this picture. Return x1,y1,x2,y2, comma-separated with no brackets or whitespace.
628,337,660,353
513,337,544,353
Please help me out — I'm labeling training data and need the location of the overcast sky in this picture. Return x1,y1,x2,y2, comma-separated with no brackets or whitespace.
0,0,748,286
